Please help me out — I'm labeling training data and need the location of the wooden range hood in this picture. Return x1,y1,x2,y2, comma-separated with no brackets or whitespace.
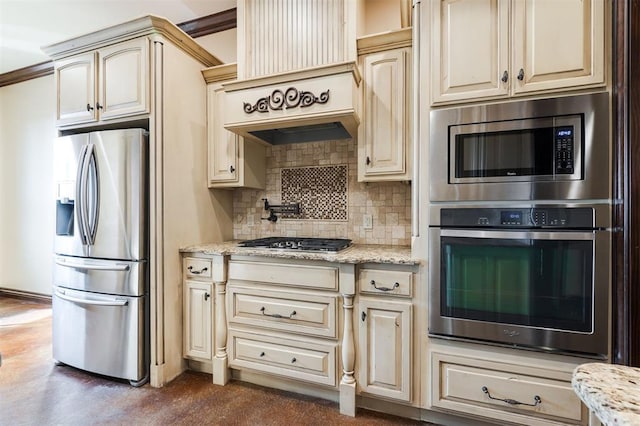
223,0,361,145
223,61,361,145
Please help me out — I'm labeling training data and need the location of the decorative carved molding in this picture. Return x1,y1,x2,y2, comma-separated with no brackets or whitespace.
243,87,330,114
0,8,237,89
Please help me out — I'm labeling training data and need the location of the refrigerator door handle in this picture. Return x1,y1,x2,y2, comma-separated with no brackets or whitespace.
85,144,100,245
54,288,129,307
54,258,131,271
75,144,89,245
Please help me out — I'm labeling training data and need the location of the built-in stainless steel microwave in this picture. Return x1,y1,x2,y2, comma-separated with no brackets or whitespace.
429,92,610,202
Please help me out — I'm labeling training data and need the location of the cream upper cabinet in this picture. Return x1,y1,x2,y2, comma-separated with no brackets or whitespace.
54,37,150,126
357,29,412,182
358,297,412,402
512,0,605,95
203,64,266,189
97,38,150,120
431,0,605,104
55,52,97,126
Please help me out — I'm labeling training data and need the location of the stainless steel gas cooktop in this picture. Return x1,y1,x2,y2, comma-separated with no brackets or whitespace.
239,237,352,252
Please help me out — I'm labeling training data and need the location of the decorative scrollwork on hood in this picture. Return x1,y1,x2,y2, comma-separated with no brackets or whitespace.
243,87,330,113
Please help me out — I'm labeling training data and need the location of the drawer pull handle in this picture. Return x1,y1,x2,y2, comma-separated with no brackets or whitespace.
370,280,399,292
188,266,208,275
260,306,296,319
482,386,542,407
259,352,265,357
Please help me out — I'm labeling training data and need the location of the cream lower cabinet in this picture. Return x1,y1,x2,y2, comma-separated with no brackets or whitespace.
54,37,150,127
431,348,592,425
358,298,412,402
357,29,412,182
430,0,606,104
357,266,414,403
183,257,214,361
226,258,341,385
226,257,358,416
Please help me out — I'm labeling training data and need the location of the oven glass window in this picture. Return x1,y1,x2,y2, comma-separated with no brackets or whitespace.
455,128,554,178
441,237,593,332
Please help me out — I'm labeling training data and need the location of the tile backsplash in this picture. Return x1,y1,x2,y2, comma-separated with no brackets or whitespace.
281,165,348,221
232,138,411,246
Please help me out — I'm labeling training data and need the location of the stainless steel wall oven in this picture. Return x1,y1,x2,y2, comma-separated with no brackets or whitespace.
428,204,611,358
428,92,613,358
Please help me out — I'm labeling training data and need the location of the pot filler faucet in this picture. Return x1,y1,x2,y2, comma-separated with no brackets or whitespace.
261,198,301,222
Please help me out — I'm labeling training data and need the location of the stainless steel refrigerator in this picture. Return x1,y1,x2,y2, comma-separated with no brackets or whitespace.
52,128,148,386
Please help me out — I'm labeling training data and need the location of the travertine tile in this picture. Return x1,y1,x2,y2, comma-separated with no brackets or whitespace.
232,138,411,245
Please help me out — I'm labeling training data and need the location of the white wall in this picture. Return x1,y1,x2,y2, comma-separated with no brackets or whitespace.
0,75,56,295
196,28,238,64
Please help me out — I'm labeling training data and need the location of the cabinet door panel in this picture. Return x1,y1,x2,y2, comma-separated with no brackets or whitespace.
208,84,239,184
431,0,509,103
184,280,212,360
358,298,412,401
513,0,605,94
360,48,411,181
56,53,97,125
98,38,150,120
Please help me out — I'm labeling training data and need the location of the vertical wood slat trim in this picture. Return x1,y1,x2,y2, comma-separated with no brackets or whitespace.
0,8,237,88
243,0,346,78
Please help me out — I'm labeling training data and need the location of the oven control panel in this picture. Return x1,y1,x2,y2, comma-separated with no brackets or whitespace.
440,207,593,228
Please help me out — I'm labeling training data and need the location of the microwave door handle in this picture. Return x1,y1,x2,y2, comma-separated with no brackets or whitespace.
54,258,130,271
75,144,89,245
439,229,595,241
54,288,128,306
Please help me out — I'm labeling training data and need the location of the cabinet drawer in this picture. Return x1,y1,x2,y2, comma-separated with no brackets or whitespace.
359,269,412,297
228,260,338,290
432,353,587,425
228,286,337,338
229,330,337,387
183,257,212,280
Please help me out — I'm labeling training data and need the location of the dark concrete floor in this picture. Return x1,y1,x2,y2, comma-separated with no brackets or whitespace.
0,295,426,425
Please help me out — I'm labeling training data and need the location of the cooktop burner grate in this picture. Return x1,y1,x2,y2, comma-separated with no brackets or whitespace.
239,237,352,252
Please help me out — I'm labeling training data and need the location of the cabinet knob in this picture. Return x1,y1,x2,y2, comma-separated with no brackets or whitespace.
361,311,367,322
86,103,94,112
259,352,265,357
291,357,297,364
366,156,371,166
229,165,235,173
501,70,508,83
517,68,525,81
96,102,103,110
204,292,210,301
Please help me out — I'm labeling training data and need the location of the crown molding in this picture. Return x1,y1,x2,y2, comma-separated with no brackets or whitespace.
0,8,237,89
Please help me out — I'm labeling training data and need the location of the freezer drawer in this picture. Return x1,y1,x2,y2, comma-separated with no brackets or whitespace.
53,255,145,296
52,286,146,383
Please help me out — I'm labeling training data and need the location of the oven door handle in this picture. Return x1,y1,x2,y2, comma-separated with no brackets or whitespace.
439,229,596,241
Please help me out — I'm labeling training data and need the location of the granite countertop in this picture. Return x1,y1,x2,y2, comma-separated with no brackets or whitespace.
572,362,640,425
180,241,418,265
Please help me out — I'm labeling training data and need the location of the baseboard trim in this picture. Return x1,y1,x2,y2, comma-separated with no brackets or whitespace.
0,288,52,303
